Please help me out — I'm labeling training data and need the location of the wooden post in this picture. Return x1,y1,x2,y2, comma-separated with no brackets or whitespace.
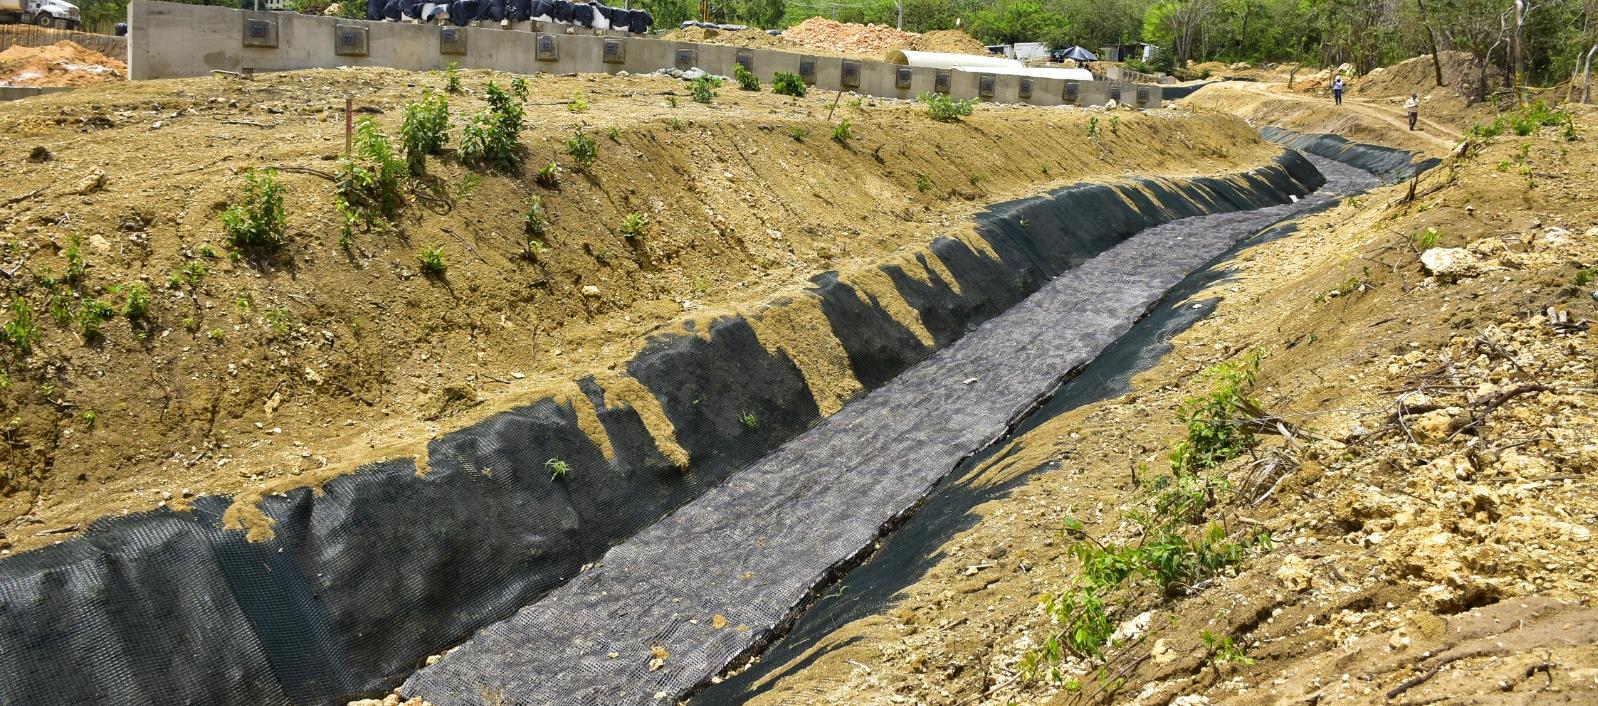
344,94,353,156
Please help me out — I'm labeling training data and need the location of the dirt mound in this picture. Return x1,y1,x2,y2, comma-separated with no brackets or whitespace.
0,40,125,87
780,17,920,57
1356,50,1496,97
664,26,789,51
909,29,987,55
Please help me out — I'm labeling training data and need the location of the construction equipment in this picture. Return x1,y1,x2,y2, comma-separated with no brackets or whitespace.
0,0,80,29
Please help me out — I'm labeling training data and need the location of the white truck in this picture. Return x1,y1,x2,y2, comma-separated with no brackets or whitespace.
0,0,82,29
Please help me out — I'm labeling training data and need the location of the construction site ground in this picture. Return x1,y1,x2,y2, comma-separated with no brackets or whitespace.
714,78,1598,704
0,66,1280,554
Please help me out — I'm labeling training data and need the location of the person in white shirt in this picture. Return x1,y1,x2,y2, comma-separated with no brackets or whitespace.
1404,93,1420,130
1332,76,1344,105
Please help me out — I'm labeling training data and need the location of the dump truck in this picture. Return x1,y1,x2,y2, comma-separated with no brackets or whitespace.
0,0,81,29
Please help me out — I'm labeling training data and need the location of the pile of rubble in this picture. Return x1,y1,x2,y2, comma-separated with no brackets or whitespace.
780,17,920,56
0,40,125,87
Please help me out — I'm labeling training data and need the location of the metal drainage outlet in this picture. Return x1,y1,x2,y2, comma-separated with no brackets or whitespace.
799,58,816,84
1019,78,1033,99
603,38,625,64
334,24,369,57
934,70,951,94
840,60,861,88
1137,86,1150,106
242,15,277,48
1110,83,1122,102
675,47,696,70
735,52,753,72
978,74,995,97
440,26,467,55
895,67,912,90
1064,81,1078,103
535,35,557,61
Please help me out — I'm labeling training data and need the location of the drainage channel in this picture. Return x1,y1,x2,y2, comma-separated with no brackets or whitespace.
691,154,1381,704
399,153,1362,706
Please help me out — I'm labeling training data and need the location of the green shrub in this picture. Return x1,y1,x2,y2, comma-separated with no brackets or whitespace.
619,212,647,240
690,75,718,104
917,92,975,122
734,63,760,91
77,298,114,340
510,75,529,101
831,118,854,144
1169,352,1262,474
606,125,620,142
459,82,525,172
1411,227,1441,252
443,60,462,93
416,244,447,277
221,168,288,251
772,71,807,98
916,173,930,193
5,297,39,354
1576,268,1596,287
1510,101,1566,136
336,119,407,240
401,91,451,175
1087,115,1099,138
565,129,597,173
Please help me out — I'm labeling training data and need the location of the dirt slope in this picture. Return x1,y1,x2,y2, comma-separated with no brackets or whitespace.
728,106,1598,704
0,67,1280,553
1180,80,1465,155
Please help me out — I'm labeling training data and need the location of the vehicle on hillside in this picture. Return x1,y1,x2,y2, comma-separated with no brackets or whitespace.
0,0,81,29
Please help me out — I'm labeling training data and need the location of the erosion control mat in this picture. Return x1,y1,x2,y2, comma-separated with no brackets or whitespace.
0,154,1320,706
693,155,1383,705
1261,125,1442,182
401,152,1326,706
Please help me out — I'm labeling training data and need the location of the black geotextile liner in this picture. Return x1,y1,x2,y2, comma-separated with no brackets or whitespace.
1160,81,1218,100
401,152,1327,706
693,153,1385,706
0,152,1320,706
1260,125,1443,183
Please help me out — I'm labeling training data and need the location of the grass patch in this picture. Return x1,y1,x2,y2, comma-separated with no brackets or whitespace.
917,92,975,122
416,244,447,277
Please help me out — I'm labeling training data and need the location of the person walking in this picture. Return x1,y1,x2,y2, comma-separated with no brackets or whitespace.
1404,93,1420,130
1332,76,1344,106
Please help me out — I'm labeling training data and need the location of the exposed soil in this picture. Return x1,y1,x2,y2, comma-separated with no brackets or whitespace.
0,40,125,87
0,66,1280,554
720,86,1598,704
666,20,987,62
1180,80,1466,155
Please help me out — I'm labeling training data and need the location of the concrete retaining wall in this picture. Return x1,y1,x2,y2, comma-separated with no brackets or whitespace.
126,0,1160,108
0,86,76,101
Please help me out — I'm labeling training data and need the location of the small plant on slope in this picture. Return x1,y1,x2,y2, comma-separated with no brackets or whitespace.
221,168,288,251
336,119,407,241
416,244,447,277
545,457,570,479
535,161,561,188
619,212,648,240
442,61,462,93
565,129,597,173
917,92,975,122
831,118,854,144
690,75,718,104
